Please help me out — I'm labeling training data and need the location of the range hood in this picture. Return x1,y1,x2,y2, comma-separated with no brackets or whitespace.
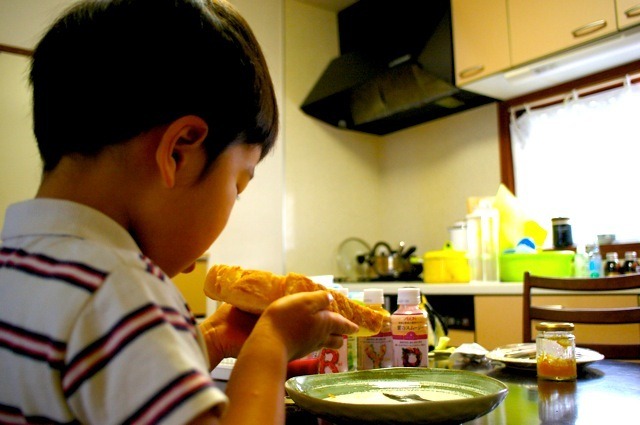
301,0,495,135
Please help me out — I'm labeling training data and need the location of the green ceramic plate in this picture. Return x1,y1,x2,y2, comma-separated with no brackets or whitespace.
285,367,508,425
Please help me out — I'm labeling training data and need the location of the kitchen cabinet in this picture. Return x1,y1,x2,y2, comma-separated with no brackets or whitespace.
172,256,208,317
616,0,640,29
509,0,617,66
451,0,511,85
473,294,640,350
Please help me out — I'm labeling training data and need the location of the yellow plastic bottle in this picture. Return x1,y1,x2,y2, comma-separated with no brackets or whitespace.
357,288,393,370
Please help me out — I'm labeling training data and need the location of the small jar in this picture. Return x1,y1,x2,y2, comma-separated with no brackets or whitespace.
536,322,577,381
621,251,639,274
604,252,620,276
552,217,574,249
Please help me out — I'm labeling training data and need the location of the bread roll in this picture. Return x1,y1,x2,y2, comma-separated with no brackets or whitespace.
204,264,383,336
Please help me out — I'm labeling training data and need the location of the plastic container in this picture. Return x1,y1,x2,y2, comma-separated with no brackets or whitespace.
357,289,393,370
536,322,577,381
499,251,575,282
391,288,429,367
466,199,500,281
423,243,470,283
573,245,589,277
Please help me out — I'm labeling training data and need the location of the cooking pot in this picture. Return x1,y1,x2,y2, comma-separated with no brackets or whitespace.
368,241,415,279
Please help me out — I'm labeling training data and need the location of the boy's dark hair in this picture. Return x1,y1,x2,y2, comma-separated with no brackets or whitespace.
30,0,278,172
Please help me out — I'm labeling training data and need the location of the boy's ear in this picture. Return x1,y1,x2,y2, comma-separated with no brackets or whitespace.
156,115,209,188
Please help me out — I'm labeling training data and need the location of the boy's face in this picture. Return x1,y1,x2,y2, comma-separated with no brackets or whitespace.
141,142,262,277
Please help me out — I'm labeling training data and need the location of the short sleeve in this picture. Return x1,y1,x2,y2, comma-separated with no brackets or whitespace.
64,265,228,424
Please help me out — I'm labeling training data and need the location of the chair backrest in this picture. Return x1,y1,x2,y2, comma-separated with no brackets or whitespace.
523,272,640,360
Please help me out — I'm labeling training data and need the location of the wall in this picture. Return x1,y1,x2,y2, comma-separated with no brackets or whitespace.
284,0,382,276
0,52,41,231
379,104,501,254
208,0,286,273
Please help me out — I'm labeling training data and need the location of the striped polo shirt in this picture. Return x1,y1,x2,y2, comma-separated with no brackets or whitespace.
0,199,227,424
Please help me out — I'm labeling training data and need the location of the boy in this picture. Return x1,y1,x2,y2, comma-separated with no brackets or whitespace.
0,0,358,424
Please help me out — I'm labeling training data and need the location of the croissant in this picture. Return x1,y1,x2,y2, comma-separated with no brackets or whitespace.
204,264,383,336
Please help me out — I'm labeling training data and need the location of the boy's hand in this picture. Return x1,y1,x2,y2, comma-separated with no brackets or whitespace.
199,303,259,369
255,291,359,361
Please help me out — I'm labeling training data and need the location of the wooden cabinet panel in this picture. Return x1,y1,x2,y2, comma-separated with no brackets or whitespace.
474,294,640,351
447,329,476,347
451,0,511,84
474,295,522,350
616,0,640,29
172,257,208,317
509,0,617,66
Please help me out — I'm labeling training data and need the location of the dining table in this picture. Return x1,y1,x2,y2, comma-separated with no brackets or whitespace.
282,359,640,425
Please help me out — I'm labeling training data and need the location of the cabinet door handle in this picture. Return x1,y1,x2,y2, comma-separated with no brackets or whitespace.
458,65,485,79
572,19,607,38
625,5,640,18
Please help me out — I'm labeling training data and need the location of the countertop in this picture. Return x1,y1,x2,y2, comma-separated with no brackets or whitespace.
341,281,640,296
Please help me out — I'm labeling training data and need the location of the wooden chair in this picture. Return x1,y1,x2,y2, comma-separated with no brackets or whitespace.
523,271,640,360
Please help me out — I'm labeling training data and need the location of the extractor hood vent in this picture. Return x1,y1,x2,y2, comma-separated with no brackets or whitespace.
301,0,496,135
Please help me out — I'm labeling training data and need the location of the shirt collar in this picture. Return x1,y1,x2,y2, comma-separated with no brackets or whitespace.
1,198,141,254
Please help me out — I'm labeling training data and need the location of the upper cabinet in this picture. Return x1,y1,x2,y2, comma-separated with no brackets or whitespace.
617,0,640,29
452,0,640,99
451,0,511,85
509,0,617,66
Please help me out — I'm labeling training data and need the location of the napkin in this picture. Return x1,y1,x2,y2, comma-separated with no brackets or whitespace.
448,343,489,368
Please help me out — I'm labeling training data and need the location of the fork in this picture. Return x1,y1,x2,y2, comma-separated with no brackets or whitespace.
382,392,431,402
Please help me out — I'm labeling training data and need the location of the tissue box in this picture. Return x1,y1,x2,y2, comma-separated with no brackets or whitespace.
423,247,470,283
500,251,575,282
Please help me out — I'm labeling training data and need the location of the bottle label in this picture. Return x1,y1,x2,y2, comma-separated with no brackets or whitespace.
391,314,428,367
357,331,393,370
316,335,348,373
346,335,357,371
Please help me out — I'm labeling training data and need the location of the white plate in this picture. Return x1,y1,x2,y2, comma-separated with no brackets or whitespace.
486,343,604,371
285,368,508,425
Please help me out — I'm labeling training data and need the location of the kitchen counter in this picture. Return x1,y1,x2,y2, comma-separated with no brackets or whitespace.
342,281,640,296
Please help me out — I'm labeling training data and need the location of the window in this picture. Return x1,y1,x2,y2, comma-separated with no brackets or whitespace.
499,62,640,249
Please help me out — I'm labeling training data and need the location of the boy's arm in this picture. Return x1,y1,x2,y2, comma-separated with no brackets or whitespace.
196,291,357,424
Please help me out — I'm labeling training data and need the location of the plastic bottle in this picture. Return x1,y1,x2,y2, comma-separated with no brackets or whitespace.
342,288,358,371
357,289,393,370
621,251,639,274
391,288,429,367
466,199,500,281
315,288,350,373
573,244,589,277
586,243,602,278
604,252,620,276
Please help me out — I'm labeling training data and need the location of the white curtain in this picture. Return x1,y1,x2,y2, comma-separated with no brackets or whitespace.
510,80,640,248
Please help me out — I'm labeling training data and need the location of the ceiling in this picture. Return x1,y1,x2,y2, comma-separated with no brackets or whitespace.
0,0,356,52
296,0,357,11
0,0,78,51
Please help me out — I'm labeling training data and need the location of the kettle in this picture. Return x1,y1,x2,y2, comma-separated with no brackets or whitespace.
368,241,417,279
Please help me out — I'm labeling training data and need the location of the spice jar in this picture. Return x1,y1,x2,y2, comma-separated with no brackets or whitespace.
536,322,577,381
604,252,620,276
621,251,639,274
